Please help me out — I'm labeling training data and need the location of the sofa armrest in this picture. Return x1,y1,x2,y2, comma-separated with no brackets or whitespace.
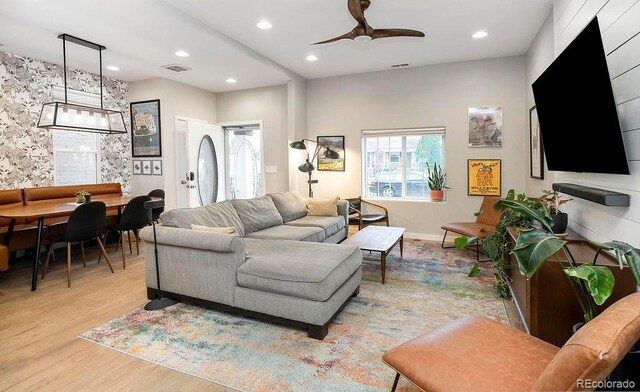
338,199,349,229
139,225,245,253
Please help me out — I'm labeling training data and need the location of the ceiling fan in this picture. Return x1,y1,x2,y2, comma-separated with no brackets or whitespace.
312,0,425,45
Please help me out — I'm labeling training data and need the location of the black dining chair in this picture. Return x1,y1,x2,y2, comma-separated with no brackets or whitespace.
147,189,165,222
107,195,151,269
41,201,113,288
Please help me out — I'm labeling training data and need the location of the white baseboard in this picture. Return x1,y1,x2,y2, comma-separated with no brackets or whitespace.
404,232,452,243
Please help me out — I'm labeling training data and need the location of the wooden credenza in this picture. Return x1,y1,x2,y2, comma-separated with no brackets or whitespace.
507,228,636,347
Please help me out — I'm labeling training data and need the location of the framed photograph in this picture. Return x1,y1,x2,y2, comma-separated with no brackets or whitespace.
468,106,503,148
152,160,163,176
317,135,345,171
467,159,502,196
142,160,152,175
132,160,142,175
530,106,544,179
130,99,162,157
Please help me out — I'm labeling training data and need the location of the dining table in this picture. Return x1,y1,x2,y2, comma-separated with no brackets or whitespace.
0,195,158,291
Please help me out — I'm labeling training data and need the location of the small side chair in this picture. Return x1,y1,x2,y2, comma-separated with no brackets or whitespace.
346,197,389,230
41,201,113,288
106,195,151,269
147,189,165,222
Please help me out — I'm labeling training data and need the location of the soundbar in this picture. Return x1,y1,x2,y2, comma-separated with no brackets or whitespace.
552,183,630,207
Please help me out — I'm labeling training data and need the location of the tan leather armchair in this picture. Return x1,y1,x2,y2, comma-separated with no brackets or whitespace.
440,196,502,262
382,292,640,392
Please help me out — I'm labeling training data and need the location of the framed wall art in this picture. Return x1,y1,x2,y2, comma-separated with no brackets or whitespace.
468,106,503,148
467,159,502,196
132,160,142,175
152,160,163,176
529,105,544,179
142,160,152,175
317,135,345,171
131,99,162,157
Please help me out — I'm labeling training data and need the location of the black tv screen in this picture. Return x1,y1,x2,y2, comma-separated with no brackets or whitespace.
532,17,630,175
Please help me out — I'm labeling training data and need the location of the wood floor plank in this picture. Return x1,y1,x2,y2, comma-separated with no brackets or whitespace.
0,243,232,391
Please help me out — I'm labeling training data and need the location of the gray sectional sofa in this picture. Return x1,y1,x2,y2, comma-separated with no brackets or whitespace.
139,192,362,339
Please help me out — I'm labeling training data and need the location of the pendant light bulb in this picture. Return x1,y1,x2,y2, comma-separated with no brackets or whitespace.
60,108,70,122
74,110,84,124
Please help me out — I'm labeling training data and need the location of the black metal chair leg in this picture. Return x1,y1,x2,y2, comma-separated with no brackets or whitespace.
391,373,400,392
441,230,455,249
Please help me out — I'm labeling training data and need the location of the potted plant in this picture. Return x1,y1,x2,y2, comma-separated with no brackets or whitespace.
540,189,571,234
75,190,91,203
426,162,448,202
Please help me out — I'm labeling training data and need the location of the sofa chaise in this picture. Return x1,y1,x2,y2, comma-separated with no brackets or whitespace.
139,192,362,339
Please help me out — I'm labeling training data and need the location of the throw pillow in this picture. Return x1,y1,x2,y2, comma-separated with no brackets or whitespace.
269,191,307,222
191,224,238,235
306,197,339,217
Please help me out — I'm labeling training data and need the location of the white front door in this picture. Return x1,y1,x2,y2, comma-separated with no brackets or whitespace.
175,118,225,208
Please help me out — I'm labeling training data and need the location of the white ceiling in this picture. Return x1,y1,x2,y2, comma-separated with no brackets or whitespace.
0,0,553,92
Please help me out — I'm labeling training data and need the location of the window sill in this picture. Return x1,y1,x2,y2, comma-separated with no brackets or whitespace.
364,197,448,204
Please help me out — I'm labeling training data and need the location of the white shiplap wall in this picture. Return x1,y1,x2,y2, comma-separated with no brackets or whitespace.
552,0,640,246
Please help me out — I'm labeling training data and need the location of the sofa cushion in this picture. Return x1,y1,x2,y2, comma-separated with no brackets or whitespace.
238,239,362,301
231,196,283,235
284,215,346,238
160,200,245,236
245,225,325,242
269,191,307,222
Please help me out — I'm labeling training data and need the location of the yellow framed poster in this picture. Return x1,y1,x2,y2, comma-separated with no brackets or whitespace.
467,159,501,196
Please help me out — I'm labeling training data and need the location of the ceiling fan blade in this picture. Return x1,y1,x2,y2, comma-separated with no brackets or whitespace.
347,0,368,26
372,28,425,39
312,32,353,45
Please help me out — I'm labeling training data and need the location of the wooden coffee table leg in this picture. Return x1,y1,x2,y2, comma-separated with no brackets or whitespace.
381,252,386,284
400,235,404,258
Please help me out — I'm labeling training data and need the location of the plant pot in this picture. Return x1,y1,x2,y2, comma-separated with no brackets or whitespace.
75,196,84,204
551,212,568,234
430,190,444,202
84,194,91,203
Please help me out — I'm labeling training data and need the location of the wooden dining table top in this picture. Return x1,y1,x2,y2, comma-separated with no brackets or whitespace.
0,195,160,219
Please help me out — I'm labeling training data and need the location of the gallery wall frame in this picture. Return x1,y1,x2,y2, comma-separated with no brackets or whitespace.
467,159,502,196
131,99,162,157
317,135,345,172
530,105,544,179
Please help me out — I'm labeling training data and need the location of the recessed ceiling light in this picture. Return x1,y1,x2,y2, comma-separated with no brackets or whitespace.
106,65,120,71
257,21,273,30
472,31,488,39
226,78,237,84
306,55,318,62
174,50,190,57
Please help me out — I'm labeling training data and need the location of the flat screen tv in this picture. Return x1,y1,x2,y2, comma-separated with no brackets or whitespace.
532,17,630,175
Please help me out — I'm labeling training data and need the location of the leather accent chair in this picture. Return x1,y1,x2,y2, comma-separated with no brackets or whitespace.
346,197,389,230
382,292,640,392
440,196,502,262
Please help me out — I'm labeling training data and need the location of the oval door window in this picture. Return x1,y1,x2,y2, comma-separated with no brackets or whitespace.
197,135,218,206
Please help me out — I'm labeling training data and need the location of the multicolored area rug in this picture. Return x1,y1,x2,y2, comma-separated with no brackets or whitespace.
81,239,508,391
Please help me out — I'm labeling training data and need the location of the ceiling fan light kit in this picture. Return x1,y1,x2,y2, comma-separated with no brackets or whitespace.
312,0,425,45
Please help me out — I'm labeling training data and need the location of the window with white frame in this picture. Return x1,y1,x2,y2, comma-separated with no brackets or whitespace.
51,87,101,186
362,127,445,199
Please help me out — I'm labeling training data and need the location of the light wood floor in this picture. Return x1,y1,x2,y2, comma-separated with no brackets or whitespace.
0,242,231,391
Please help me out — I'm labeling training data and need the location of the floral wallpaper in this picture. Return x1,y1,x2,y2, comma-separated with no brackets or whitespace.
0,51,131,193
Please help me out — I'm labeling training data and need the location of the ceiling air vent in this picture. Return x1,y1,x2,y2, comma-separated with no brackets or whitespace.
391,63,409,68
161,63,192,72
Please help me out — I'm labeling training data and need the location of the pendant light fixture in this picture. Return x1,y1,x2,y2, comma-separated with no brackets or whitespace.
37,34,127,134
